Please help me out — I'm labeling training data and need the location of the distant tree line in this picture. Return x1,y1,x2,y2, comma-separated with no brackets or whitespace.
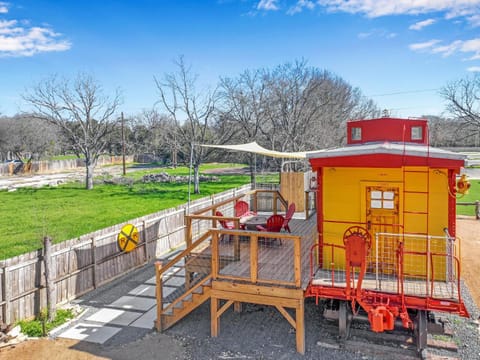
0,58,479,190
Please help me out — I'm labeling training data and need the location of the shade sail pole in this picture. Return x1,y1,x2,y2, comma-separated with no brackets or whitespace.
254,153,257,189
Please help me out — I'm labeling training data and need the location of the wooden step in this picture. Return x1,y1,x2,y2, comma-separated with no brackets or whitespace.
160,284,212,330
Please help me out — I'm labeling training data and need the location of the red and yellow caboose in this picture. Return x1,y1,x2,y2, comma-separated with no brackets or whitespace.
305,117,469,351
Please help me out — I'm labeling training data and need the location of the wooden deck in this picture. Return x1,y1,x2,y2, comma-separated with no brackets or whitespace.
207,214,317,355
216,217,316,290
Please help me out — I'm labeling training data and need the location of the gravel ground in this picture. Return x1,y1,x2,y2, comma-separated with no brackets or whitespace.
55,262,480,360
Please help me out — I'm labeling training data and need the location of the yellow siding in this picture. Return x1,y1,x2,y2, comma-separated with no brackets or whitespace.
320,166,450,280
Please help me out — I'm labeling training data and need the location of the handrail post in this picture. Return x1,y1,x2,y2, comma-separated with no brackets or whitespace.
250,234,258,284
212,231,219,279
273,192,278,214
155,261,163,331
234,219,240,260
185,215,192,248
294,236,301,287
305,191,309,219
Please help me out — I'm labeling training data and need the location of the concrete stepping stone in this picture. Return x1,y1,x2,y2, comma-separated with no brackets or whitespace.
58,323,121,344
85,308,141,326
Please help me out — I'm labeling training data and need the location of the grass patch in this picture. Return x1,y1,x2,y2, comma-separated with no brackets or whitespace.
0,164,249,259
456,179,480,216
17,308,75,337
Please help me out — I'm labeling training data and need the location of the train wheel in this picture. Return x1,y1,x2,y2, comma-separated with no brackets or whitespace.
338,301,351,341
415,310,428,357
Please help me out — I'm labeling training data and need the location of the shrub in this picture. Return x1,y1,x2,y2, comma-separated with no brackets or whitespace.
17,308,75,337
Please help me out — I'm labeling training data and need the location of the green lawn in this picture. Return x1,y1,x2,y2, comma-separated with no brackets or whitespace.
0,163,250,260
2,163,476,260
456,178,480,216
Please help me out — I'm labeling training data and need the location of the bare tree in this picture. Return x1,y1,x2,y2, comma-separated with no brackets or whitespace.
258,60,379,169
154,56,217,194
133,109,182,166
23,73,122,189
440,74,480,142
219,69,267,182
0,115,61,161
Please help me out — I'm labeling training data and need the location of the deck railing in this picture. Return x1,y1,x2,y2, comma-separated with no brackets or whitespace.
310,232,463,302
210,229,303,288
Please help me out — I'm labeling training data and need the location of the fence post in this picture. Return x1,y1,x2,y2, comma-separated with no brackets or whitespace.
43,236,56,321
3,266,9,324
91,237,97,289
476,201,480,220
143,220,149,263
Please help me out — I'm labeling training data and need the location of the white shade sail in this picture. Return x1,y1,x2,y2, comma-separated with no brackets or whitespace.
200,141,311,159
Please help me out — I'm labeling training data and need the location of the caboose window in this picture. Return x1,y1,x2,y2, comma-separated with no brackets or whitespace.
370,190,396,210
351,127,362,141
411,126,423,140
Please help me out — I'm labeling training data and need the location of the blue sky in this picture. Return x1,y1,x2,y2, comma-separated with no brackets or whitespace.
1,0,480,118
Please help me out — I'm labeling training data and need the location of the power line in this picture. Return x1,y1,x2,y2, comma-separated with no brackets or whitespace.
369,88,440,97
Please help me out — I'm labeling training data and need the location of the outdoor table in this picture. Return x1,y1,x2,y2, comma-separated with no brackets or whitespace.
241,215,268,231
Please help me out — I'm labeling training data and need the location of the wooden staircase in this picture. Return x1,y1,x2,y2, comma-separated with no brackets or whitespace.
156,274,212,331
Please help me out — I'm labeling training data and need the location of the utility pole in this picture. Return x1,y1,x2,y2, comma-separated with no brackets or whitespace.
121,112,126,175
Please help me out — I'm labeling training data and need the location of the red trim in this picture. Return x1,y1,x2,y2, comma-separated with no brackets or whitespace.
448,169,458,237
309,153,464,169
347,118,428,145
317,168,324,268
305,285,469,318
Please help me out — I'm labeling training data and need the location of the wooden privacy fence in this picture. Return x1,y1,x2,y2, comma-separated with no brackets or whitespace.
0,184,251,325
0,156,135,176
457,201,480,220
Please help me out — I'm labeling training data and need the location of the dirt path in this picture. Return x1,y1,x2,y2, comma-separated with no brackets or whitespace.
456,217,480,309
1,217,479,360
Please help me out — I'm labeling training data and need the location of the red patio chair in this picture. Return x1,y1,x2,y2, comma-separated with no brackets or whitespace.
216,210,235,242
234,200,256,218
282,203,296,233
256,214,285,245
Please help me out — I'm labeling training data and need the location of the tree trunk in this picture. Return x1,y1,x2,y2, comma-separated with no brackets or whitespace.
249,154,256,187
43,236,56,322
86,163,95,190
193,164,200,194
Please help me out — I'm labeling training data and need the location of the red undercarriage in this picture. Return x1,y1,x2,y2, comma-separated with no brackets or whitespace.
305,285,470,332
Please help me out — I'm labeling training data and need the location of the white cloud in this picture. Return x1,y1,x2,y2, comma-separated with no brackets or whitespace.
288,0,315,15
410,38,480,60
0,2,8,14
409,18,436,30
357,28,397,39
409,39,441,51
0,19,71,57
316,0,480,26
257,0,279,11
467,66,480,72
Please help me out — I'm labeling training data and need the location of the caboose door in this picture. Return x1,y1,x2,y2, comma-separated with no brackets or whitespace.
365,186,400,274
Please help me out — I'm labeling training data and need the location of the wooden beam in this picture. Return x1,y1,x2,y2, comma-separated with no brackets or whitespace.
212,281,304,299
212,289,300,308
275,305,296,329
211,296,219,337
296,300,305,354
192,194,245,215
217,299,234,318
